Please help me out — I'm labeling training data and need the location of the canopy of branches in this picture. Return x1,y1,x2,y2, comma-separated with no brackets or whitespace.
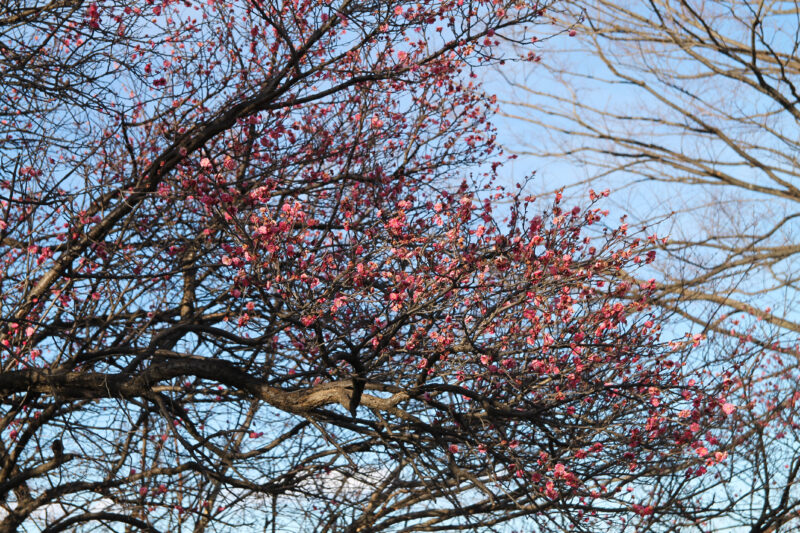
0,1,736,532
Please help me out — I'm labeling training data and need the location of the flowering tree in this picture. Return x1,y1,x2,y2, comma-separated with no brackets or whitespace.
0,1,729,531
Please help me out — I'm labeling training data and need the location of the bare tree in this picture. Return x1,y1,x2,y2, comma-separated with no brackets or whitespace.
501,1,800,530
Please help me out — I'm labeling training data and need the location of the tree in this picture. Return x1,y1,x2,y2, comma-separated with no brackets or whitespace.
0,1,726,531
500,1,800,530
